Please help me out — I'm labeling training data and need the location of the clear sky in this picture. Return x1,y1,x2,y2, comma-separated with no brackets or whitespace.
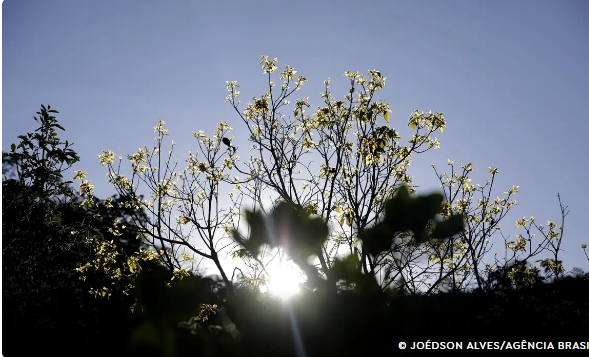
3,0,588,279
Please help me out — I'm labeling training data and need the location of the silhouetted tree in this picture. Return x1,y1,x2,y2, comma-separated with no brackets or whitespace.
2,106,152,355
2,105,96,349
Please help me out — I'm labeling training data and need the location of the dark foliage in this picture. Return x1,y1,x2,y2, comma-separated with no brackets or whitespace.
3,105,588,357
2,106,150,356
124,269,589,357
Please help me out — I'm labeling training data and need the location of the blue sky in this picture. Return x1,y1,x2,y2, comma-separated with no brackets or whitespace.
3,0,588,279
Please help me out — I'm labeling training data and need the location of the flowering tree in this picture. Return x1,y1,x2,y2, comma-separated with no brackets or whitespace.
222,56,578,294
78,56,585,300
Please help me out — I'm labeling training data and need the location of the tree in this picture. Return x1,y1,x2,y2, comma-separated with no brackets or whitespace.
61,57,589,356
88,120,238,291
2,105,92,339
2,105,163,356
83,56,585,301
61,192,152,256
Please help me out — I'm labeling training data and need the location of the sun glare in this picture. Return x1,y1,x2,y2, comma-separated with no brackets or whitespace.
265,259,304,300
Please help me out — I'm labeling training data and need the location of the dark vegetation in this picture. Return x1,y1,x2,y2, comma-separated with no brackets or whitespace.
3,103,588,354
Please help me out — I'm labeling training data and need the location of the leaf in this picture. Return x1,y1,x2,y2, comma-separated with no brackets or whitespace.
384,111,390,123
361,185,463,256
232,209,271,258
330,254,362,282
418,193,444,219
360,222,394,257
383,264,394,283
383,185,412,232
177,321,191,329
297,216,329,258
272,201,329,259
329,254,381,295
10,143,15,152
431,214,464,240
208,325,223,334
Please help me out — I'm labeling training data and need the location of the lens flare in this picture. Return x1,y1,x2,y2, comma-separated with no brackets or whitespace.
265,260,304,300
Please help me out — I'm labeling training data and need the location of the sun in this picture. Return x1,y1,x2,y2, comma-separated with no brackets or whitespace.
264,258,305,300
